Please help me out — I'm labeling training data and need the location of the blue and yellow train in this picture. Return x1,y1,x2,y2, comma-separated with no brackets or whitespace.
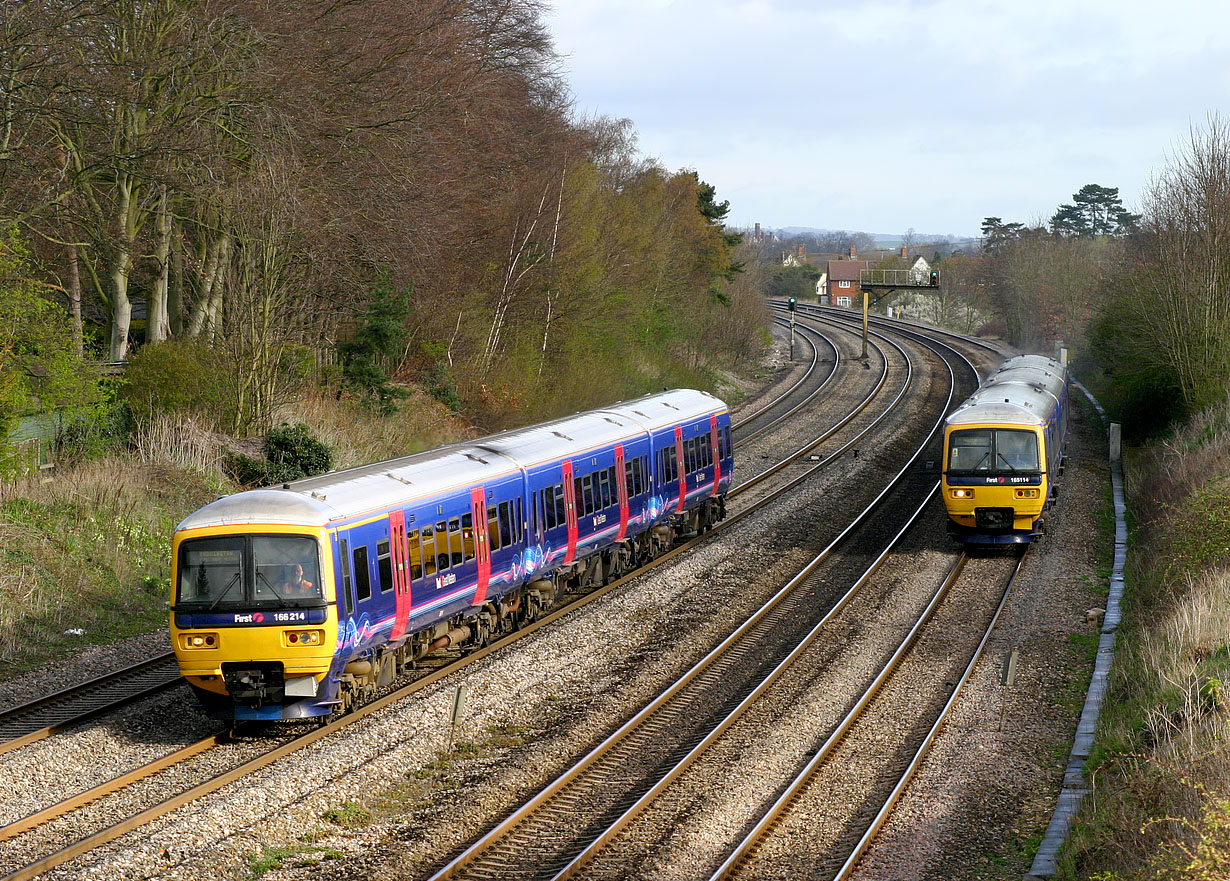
942,355,1068,545
170,389,733,720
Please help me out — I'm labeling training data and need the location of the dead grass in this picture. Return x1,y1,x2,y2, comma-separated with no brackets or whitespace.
1061,397,1230,880
273,387,472,469
0,455,220,673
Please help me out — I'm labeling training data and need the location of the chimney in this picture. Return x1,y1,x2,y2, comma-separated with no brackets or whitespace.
849,244,856,259
798,243,805,258
900,245,908,258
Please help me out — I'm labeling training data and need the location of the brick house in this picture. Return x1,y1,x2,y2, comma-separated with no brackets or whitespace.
825,245,870,307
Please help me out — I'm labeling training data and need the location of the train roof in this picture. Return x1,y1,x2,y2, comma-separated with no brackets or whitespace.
945,355,1066,430
177,388,729,532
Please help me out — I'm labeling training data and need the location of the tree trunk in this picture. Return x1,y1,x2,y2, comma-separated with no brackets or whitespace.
109,248,132,359
169,217,184,336
66,243,83,358
147,185,172,343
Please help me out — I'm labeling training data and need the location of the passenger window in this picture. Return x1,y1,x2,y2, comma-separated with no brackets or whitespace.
421,525,437,577
498,500,514,547
353,545,371,602
555,484,566,525
377,539,392,592
462,513,475,562
598,470,611,508
448,517,462,565
582,474,594,515
408,529,423,580
435,521,450,570
339,537,352,615
516,497,524,542
488,505,501,551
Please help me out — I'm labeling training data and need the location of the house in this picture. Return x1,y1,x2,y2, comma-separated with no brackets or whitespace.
825,245,869,307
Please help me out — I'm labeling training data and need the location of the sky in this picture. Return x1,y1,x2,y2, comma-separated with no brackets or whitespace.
544,0,1230,238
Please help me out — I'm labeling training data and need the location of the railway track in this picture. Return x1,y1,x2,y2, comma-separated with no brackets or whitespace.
421,327,976,881
0,655,183,756
712,550,1027,881
0,313,829,759
0,313,912,881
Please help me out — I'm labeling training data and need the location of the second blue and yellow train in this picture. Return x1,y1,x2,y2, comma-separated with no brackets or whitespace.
942,354,1068,545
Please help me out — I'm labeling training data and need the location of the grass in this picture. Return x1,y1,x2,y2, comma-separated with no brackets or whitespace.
0,457,222,675
1058,395,1230,880
249,843,344,878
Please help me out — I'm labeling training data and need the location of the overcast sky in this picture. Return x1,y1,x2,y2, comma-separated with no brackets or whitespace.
544,0,1230,238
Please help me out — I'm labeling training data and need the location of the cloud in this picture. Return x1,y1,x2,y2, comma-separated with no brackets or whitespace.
546,0,1230,233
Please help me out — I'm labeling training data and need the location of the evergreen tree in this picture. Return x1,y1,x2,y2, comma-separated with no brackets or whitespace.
1050,184,1141,236
338,275,410,416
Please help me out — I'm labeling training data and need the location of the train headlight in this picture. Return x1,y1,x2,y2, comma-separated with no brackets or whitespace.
179,632,219,650
950,488,974,499
284,630,324,647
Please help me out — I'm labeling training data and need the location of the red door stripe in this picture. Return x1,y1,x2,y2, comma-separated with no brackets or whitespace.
674,425,686,513
471,487,491,605
563,461,578,564
615,444,629,541
710,415,721,497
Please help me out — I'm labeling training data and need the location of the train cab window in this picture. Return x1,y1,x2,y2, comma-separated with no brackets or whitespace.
353,545,371,602
947,428,1039,473
407,529,423,580
339,537,352,615
435,521,450,570
421,525,438,577
447,517,463,565
462,513,476,562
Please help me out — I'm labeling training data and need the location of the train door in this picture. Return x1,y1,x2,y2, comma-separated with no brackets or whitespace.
674,425,687,512
615,444,629,540
470,487,491,604
389,510,412,641
563,460,578,563
710,415,721,496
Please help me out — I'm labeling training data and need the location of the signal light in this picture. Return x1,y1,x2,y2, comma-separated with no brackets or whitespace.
929,270,939,286
788,297,796,311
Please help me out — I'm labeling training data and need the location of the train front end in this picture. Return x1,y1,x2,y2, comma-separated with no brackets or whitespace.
170,491,341,721
942,419,1048,544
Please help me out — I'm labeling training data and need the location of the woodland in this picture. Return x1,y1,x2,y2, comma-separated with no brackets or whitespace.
0,0,769,459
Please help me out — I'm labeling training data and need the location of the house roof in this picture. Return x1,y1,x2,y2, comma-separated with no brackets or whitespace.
827,260,869,281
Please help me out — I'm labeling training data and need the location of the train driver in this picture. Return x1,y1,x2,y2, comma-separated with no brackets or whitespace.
281,563,315,596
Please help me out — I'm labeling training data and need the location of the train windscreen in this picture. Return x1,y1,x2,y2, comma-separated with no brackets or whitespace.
175,534,323,609
947,428,1039,474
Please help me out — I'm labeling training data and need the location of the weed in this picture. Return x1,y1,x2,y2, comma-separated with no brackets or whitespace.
249,844,342,878
321,801,372,828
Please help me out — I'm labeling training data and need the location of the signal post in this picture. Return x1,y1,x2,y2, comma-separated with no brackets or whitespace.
856,269,940,359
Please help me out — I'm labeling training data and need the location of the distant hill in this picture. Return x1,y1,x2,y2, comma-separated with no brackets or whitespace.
772,226,978,252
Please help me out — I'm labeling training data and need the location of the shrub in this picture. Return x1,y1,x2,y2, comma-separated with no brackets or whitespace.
224,423,333,487
122,341,233,429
